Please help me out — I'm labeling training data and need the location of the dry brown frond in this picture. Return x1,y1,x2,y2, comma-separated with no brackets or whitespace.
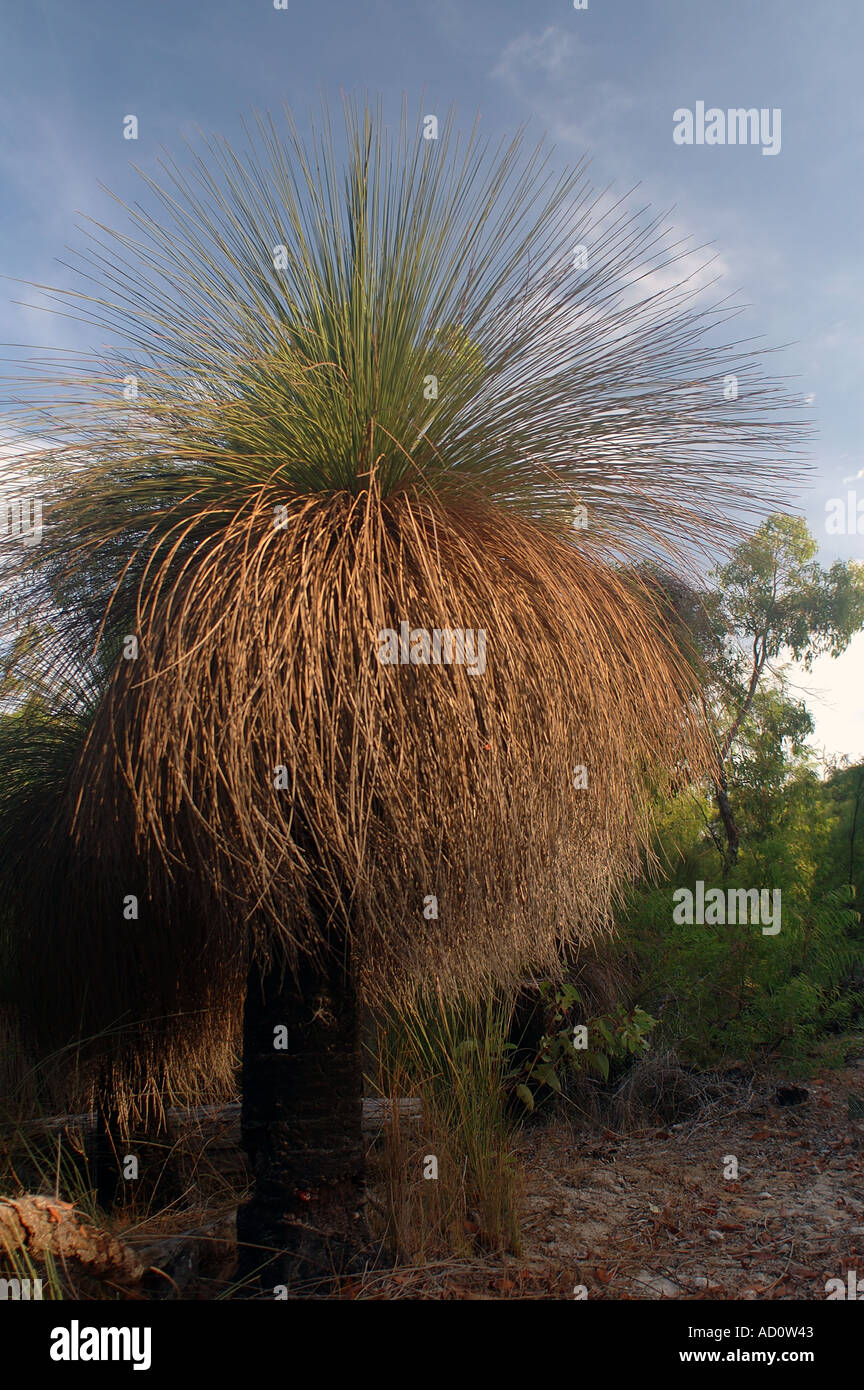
14,483,713,1108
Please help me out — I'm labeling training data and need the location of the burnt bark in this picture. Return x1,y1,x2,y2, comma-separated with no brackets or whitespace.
235,933,367,1292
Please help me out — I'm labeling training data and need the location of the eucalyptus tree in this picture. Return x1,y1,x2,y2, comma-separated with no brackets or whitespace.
641,517,864,869
1,98,805,1286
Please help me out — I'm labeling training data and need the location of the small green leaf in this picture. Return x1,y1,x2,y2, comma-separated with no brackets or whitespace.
515,1084,535,1111
535,1062,562,1093
585,1051,610,1080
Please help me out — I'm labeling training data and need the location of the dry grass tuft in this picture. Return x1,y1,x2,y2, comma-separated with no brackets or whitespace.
367,992,522,1262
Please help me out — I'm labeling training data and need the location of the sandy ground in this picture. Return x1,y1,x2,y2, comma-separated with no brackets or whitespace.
520,1063,864,1300
389,1062,864,1300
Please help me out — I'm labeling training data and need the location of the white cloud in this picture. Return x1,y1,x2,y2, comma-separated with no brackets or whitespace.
491,28,728,317
491,26,583,85
490,25,636,153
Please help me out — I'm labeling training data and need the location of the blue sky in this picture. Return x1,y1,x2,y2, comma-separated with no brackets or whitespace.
1,0,861,753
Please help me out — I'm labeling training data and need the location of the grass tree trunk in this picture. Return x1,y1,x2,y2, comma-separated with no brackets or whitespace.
236,931,367,1292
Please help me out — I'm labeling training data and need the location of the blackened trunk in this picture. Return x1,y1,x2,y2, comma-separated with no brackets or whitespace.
236,934,367,1292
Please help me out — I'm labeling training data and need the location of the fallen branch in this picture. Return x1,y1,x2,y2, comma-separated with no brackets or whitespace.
0,1195,145,1287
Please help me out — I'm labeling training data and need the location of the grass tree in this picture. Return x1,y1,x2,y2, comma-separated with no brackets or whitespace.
1,97,805,1287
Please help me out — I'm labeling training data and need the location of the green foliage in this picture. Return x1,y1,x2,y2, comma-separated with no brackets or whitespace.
617,515,864,1075
820,761,864,906
620,779,864,1070
709,514,864,671
505,981,656,1108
